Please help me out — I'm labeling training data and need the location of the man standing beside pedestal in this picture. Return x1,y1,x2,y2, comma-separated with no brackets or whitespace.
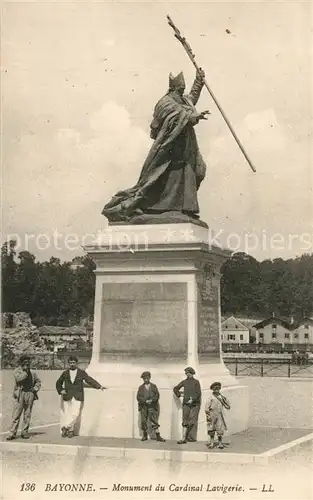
173,367,202,444
56,356,106,438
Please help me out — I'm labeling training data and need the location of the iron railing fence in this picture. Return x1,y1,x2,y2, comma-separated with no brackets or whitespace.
1,351,313,377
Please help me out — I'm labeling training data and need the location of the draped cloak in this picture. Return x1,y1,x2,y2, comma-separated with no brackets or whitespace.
102,77,207,222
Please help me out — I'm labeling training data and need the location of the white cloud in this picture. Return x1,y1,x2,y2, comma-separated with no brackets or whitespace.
3,101,151,258
103,39,115,47
199,108,312,258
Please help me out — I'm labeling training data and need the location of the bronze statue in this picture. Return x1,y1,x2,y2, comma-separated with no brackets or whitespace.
102,69,210,225
102,17,255,226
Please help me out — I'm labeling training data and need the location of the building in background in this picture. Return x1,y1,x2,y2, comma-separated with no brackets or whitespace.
220,314,313,352
253,315,313,346
38,325,89,351
235,317,261,343
292,316,313,345
253,315,292,345
221,316,250,344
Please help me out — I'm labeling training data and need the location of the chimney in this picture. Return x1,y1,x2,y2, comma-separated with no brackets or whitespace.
290,316,294,325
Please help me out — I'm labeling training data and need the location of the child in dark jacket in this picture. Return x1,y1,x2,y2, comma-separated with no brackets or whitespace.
137,371,165,442
173,366,202,444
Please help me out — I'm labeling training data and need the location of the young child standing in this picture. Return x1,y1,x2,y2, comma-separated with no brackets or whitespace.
205,381,231,449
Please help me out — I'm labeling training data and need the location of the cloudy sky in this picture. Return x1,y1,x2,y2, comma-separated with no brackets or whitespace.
2,0,312,261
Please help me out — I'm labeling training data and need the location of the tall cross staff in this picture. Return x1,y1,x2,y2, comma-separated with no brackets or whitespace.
167,15,256,173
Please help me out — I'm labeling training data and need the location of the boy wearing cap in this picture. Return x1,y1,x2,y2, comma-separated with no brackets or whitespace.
136,371,165,442
6,355,41,440
205,381,231,449
173,367,202,444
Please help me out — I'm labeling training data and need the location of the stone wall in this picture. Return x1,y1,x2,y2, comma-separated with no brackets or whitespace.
1,312,32,329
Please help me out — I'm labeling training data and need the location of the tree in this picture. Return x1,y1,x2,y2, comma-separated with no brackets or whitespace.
2,240,312,324
14,251,39,313
221,252,313,319
221,252,263,316
1,240,18,312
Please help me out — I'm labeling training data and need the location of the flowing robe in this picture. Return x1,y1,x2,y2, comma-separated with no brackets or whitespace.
102,76,207,222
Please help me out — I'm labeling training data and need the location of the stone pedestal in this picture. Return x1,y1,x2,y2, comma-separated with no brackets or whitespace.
80,223,249,439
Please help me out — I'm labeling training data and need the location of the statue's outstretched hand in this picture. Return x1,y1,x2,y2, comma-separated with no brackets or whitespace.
199,110,211,120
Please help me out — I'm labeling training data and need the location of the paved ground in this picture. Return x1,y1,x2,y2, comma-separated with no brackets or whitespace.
1,371,313,500
1,424,311,455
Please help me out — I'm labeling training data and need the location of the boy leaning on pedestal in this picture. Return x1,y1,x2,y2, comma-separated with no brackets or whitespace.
173,366,202,444
205,381,231,449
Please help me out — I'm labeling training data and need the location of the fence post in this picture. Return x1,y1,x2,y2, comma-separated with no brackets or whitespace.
235,358,238,376
261,358,264,377
288,359,291,378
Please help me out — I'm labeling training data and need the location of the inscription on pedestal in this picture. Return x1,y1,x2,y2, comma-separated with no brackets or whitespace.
101,282,187,355
197,265,220,360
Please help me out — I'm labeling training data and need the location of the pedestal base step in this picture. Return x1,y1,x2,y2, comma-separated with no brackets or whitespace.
1,425,312,466
79,385,249,440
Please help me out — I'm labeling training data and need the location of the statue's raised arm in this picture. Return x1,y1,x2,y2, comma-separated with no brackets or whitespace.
188,68,205,106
